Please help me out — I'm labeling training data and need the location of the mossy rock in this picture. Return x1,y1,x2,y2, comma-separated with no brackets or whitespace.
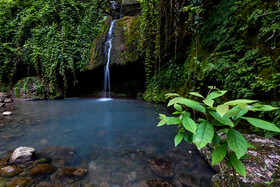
13,77,62,100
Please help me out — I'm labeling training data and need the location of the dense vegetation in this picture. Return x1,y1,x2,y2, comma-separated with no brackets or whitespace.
139,0,280,137
0,0,106,94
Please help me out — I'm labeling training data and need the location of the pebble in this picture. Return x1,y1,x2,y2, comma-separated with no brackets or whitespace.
3,111,12,116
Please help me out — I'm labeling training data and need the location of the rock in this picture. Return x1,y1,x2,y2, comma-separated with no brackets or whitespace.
13,77,63,100
121,0,141,16
148,156,174,178
0,124,5,127
29,164,54,176
36,181,54,187
137,179,172,187
0,92,9,99
197,134,280,186
0,103,5,107
40,146,75,163
11,147,35,164
8,178,31,187
126,171,137,183
178,173,199,187
0,165,22,178
4,98,13,103
52,159,66,168
3,111,12,116
0,158,8,167
58,166,88,179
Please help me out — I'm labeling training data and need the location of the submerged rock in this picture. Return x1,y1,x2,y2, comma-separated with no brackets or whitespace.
10,147,35,164
148,156,174,178
178,172,199,187
0,165,22,178
29,164,54,176
137,179,172,187
58,166,88,179
8,178,31,187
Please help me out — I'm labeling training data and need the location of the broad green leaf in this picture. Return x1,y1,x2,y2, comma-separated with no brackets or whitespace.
217,128,228,134
159,114,166,119
247,142,256,149
165,93,180,99
168,97,183,107
157,119,166,127
173,111,181,115
184,132,193,143
224,99,257,106
174,104,182,112
207,91,227,100
227,128,247,159
208,86,214,89
212,120,224,126
197,118,206,123
235,109,248,119
228,153,246,178
174,132,184,147
213,132,220,146
182,111,191,117
178,99,206,113
242,117,280,133
193,121,214,149
166,117,181,125
182,114,197,134
250,104,279,112
216,105,229,117
203,99,214,107
212,144,227,165
190,92,204,99
225,106,241,118
209,111,234,127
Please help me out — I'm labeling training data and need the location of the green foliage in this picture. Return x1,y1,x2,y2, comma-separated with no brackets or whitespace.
158,88,280,178
0,0,106,93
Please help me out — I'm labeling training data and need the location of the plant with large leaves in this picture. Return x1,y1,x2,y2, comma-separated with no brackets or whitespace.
158,86,280,179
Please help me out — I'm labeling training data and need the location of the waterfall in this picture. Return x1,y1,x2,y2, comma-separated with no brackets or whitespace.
104,20,117,98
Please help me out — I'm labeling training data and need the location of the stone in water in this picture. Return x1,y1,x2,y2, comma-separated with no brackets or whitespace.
11,147,36,164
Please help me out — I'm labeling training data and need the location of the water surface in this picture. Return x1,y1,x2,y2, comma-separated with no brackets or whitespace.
0,99,215,186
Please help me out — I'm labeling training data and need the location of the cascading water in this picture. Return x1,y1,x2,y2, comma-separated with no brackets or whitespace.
103,20,117,99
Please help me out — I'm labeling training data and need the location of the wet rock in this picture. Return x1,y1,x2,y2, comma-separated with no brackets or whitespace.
11,147,35,164
8,178,31,187
3,111,12,116
36,181,54,187
0,158,8,167
29,164,54,176
40,146,75,163
0,165,22,178
4,98,13,103
58,166,88,179
0,124,5,127
137,179,172,187
52,159,66,168
0,103,5,107
148,156,174,178
40,139,48,145
178,173,199,187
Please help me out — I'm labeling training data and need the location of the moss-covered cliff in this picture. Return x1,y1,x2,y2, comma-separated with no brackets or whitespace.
140,0,280,136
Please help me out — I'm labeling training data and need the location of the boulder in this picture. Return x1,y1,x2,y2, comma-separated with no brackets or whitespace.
10,147,36,164
121,0,141,16
148,156,174,178
0,103,5,107
3,111,12,116
13,77,62,100
8,178,31,187
196,134,280,186
0,92,9,99
4,98,13,103
29,164,54,176
0,165,22,178
137,179,172,187
58,166,88,179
